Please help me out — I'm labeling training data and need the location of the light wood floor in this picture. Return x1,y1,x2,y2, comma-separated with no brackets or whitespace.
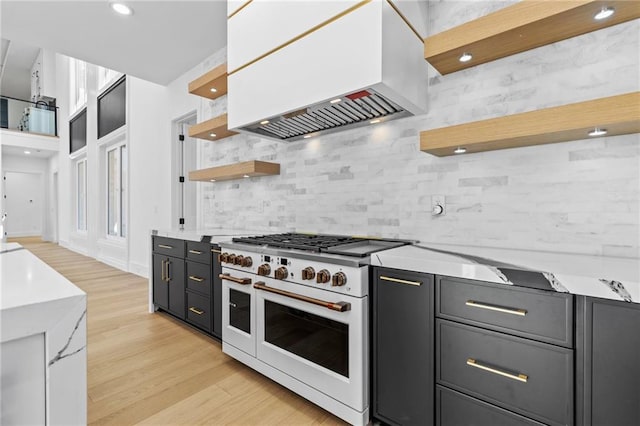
10,237,345,425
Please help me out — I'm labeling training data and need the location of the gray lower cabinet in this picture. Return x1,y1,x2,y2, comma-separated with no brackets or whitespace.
371,267,434,426
437,386,546,426
577,297,640,426
152,252,185,319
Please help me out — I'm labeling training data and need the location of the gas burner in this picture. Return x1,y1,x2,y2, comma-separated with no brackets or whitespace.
232,233,413,257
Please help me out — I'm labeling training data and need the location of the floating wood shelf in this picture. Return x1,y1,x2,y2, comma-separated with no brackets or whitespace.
188,63,228,100
189,160,280,182
420,92,640,157
424,0,640,75
188,114,238,141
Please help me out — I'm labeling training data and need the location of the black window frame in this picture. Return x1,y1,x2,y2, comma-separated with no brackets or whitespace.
97,74,126,139
69,107,87,154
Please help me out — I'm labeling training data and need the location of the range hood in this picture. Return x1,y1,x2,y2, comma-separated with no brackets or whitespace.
227,0,428,142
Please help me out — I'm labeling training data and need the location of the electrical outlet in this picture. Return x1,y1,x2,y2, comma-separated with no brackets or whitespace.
431,195,446,216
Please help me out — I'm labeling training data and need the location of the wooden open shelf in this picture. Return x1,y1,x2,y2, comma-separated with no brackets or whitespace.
189,160,281,182
424,0,640,75
188,114,238,141
188,63,228,100
420,92,640,157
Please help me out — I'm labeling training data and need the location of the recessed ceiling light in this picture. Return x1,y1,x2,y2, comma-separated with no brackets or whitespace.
260,120,270,125
110,2,133,15
243,174,250,178
210,179,216,182
303,135,312,139
459,52,473,63
24,150,31,154
370,119,381,124
330,98,341,104
594,7,615,20
210,87,217,93
209,133,217,138
454,147,467,154
588,128,607,137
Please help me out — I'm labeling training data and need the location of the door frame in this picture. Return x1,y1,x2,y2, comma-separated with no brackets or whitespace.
171,111,198,231
2,169,45,237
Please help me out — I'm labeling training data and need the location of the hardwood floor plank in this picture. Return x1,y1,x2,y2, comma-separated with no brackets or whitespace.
9,238,345,425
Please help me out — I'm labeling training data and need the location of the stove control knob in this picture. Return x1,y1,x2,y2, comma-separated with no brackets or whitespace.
241,256,253,267
301,267,316,280
332,272,347,287
227,254,237,264
218,252,229,263
274,267,289,280
257,264,271,276
316,269,331,284
234,255,244,265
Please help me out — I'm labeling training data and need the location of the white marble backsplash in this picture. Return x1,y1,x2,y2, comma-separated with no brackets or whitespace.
195,3,640,258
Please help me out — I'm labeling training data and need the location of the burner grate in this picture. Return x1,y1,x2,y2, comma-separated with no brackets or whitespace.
232,233,364,252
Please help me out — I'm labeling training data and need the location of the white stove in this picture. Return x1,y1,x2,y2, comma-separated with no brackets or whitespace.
218,233,412,425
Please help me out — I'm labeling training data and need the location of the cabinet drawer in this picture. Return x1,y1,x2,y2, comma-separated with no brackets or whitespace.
153,237,185,259
437,277,573,347
186,241,212,265
437,320,573,426
437,386,546,426
186,292,212,332
186,261,211,296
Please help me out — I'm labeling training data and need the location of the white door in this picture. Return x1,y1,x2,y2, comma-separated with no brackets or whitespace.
4,171,43,237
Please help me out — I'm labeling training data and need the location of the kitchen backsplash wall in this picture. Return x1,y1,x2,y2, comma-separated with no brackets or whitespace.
195,3,640,258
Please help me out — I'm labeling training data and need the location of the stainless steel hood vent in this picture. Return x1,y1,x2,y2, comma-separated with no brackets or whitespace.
240,89,411,141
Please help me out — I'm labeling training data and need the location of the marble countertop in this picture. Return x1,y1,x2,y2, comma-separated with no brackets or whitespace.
1,243,86,312
372,243,640,304
152,228,262,243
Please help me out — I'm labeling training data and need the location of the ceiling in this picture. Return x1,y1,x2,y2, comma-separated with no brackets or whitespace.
0,1,228,86
2,145,57,159
0,39,40,100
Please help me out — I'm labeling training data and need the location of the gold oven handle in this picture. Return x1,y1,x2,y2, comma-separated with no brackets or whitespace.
253,282,351,312
379,275,422,286
219,273,252,285
465,300,527,316
466,358,528,383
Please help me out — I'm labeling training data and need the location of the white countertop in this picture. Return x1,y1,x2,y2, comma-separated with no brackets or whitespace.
1,243,86,311
372,243,640,304
152,227,263,243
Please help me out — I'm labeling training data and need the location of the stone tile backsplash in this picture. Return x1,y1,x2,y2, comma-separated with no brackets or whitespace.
195,3,640,258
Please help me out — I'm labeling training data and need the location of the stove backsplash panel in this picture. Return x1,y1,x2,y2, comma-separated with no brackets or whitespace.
196,3,639,259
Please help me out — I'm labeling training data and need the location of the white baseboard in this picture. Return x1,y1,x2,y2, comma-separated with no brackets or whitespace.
97,254,128,272
128,261,149,279
6,231,43,238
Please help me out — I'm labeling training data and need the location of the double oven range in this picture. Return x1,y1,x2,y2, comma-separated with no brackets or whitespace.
218,233,411,425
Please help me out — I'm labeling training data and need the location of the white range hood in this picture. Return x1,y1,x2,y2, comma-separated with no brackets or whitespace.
226,0,428,141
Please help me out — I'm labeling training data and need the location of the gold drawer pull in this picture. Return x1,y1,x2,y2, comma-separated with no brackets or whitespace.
211,249,222,254
380,276,422,286
466,300,527,316
467,358,528,383
189,249,203,255
158,244,173,249
189,307,204,315
189,275,204,282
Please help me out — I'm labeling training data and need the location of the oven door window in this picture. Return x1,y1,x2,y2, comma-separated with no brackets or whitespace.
229,289,251,334
264,300,349,377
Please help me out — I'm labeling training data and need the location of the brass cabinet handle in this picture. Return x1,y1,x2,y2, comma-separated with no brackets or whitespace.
465,300,527,316
158,244,173,249
254,282,351,312
189,249,203,255
165,260,171,282
219,273,251,285
161,260,166,281
467,358,528,383
189,275,204,282
211,249,222,254
189,307,204,315
380,275,422,286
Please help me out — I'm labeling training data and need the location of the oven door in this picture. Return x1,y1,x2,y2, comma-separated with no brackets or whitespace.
255,277,368,411
221,267,256,357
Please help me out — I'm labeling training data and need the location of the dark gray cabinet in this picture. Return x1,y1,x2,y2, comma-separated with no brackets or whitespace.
371,267,434,426
152,237,186,319
577,297,640,426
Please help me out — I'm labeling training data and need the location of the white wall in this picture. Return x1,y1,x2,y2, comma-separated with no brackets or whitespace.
192,8,640,258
